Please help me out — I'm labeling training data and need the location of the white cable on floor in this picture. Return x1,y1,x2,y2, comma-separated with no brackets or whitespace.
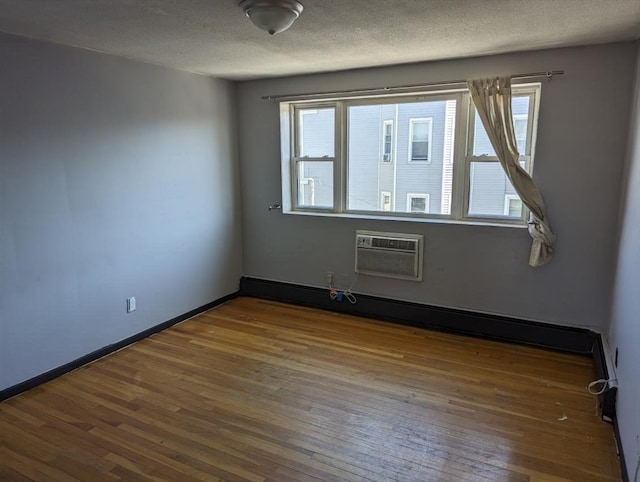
343,272,359,304
587,378,616,396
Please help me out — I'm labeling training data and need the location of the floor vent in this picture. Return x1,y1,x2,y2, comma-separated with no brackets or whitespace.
355,230,423,281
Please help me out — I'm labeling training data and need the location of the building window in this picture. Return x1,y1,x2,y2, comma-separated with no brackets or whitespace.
408,118,432,162
504,194,523,218
380,191,392,211
513,114,528,154
407,194,430,214
382,120,393,162
280,84,540,224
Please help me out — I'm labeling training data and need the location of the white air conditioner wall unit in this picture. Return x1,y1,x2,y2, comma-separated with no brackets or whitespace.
355,230,424,281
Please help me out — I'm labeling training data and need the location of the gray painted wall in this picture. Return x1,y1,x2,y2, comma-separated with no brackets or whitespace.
237,43,635,330
0,33,243,390
0,31,635,471
609,42,640,479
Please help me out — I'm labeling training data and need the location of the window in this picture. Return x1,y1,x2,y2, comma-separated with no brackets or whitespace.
292,107,335,209
407,194,430,213
504,195,523,218
466,91,536,220
382,120,393,162
408,118,432,162
513,114,528,154
280,84,540,224
381,191,392,211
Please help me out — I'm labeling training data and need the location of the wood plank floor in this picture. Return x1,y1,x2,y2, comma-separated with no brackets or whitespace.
0,297,622,481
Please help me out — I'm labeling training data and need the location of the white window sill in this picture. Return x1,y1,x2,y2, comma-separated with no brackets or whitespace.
282,209,528,229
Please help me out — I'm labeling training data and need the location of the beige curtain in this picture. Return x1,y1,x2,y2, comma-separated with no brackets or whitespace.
467,77,555,267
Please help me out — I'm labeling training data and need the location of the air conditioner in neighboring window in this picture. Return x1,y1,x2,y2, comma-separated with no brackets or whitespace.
355,230,423,281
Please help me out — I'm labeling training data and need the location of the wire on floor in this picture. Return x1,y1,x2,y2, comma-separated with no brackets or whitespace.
327,272,359,304
343,272,359,304
586,378,616,396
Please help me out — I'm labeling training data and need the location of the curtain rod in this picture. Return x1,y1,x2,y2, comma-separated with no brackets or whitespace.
262,70,564,101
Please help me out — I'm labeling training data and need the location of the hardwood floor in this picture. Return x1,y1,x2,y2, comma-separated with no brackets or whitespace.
0,297,621,481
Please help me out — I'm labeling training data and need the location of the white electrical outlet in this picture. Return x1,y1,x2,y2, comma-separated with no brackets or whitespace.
127,297,136,313
326,272,334,285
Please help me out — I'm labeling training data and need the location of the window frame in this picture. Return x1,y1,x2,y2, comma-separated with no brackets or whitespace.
380,191,392,211
381,120,394,163
463,85,540,223
289,103,339,212
408,118,433,163
406,193,430,214
504,194,523,217
280,83,541,225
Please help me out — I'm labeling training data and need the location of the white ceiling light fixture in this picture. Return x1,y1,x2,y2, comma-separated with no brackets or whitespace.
240,0,304,36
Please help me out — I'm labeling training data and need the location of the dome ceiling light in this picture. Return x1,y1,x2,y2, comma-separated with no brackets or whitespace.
240,0,304,35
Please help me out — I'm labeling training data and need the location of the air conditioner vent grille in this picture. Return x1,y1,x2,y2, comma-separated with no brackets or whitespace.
355,230,423,281
371,238,416,251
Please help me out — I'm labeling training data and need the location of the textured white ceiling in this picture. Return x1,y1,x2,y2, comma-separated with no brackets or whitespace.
0,0,638,80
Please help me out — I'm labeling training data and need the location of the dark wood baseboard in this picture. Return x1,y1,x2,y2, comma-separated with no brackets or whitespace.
0,291,239,402
240,277,597,355
613,417,631,482
593,336,628,482
592,334,618,422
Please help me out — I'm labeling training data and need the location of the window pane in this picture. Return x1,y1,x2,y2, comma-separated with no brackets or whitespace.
297,161,333,209
347,99,456,214
410,119,432,161
472,96,530,156
409,196,428,213
383,139,392,159
297,108,334,158
507,197,523,217
383,121,393,161
514,116,527,153
381,192,391,211
468,161,523,218
412,122,429,141
412,141,428,160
